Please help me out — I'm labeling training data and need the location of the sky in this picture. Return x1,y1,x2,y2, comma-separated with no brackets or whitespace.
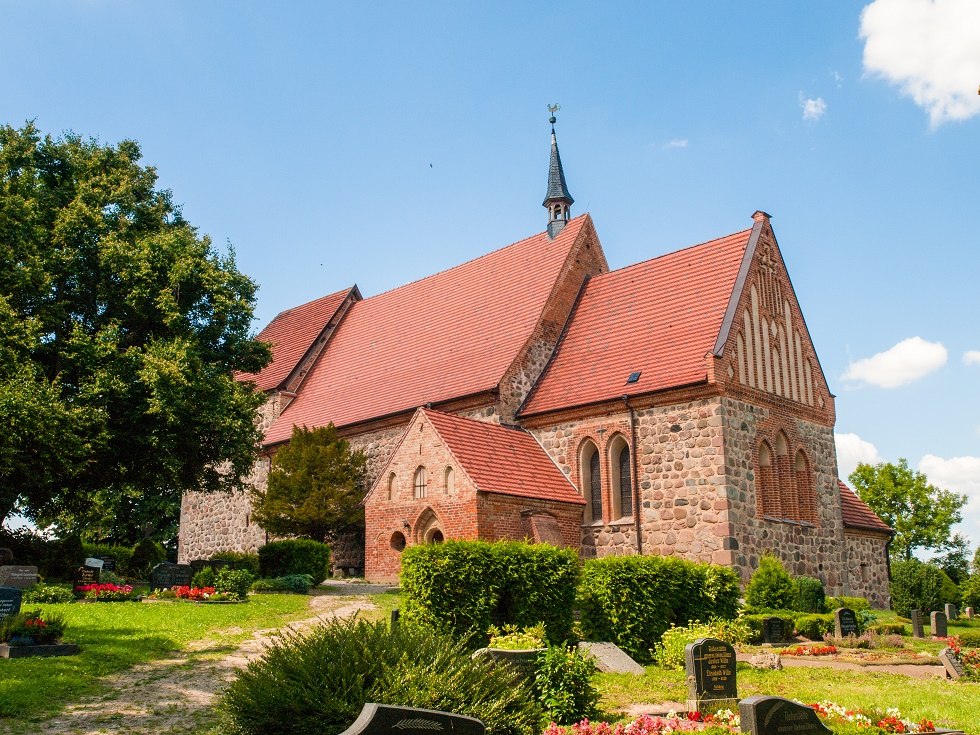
3,1,979,546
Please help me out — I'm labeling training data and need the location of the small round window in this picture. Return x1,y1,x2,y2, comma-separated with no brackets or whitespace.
390,532,406,552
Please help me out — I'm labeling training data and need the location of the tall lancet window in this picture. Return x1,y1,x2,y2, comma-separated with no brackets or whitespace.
618,444,633,518
589,451,602,523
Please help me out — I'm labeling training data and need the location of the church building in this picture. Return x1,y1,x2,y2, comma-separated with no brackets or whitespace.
178,117,893,605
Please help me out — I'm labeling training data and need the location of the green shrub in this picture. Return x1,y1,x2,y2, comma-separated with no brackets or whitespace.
745,555,794,610
577,555,740,663
957,631,980,647
654,618,751,668
533,645,599,725
962,575,980,610
81,544,134,576
795,613,835,640
211,551,261,576
890,559,947,616
220,618,543,735
488,623,547,650
792,576,826,613
258,539,331,585
826,595,871,612
192,567,217,589
743,613,797,644
130,539,167,579
22,584,74,604
250,574,314,594
869,622,907,636
402,540,579,647
215,568,254,600
941,570,962,608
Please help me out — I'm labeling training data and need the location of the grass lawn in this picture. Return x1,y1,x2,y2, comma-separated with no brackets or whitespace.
0,593,310,722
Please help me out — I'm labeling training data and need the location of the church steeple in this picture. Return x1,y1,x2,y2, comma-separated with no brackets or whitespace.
543,105,573,239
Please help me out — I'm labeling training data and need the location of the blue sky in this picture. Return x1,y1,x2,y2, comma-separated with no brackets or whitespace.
3,1,979,545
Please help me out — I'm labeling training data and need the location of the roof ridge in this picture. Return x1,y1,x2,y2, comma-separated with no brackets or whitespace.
262,286,355,326
598,227,753,280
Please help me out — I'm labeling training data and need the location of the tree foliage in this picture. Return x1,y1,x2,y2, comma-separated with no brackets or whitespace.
0,122,270,540
934,532,972,585
849,458,966,561
250,424,366,542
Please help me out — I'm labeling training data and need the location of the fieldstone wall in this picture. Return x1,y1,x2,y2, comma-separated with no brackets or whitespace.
844,530,891,608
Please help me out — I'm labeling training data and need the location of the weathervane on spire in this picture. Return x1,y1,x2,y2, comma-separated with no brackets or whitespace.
548,103,560,125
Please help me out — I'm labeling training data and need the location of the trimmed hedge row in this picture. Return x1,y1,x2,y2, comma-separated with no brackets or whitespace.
743,613,798,643
401,541,579,646
259,540,331,585
577,555,741,663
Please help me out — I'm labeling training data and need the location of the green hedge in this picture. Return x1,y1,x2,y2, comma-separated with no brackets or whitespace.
258,540,331,585
211,551,261,576
793,577,827,613
869,622,907,636
130,539,167,578
81,544,135,576
743,613,798,644
401,540,579,647
826,595,871,613
957,631,980,647
577,555,740,663
889,560,948,617
745,556,795,610
251,574,314,594
795,613,835,640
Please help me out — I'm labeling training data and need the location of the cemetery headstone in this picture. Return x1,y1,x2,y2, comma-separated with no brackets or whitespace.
944,603,958,621
762,616,788,644
684,637,737,713
73,564,101,588
834,607,858,638
739,695,832,735
577,641,646,674
337,703,485,735
0,586,22,621
931,611,948,638
96,556,117,572
966,607,975,620
149,562,194,592
910,609,924,639
938,648,965,680
0,548,13,565
84,557,105,570
0,565,39,589
390,609,400,628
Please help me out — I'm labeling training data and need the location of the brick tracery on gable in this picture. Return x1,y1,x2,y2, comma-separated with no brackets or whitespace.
753,422,818,525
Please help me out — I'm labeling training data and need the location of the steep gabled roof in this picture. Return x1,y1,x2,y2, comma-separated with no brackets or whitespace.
521,228,752,416
838,479,893,534
423,409,584,505
263,215,591,444
237,287,357,392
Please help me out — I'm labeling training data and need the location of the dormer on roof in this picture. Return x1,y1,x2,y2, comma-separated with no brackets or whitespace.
543,104,574,239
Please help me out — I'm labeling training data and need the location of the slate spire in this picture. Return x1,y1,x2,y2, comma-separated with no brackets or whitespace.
543,105,573,239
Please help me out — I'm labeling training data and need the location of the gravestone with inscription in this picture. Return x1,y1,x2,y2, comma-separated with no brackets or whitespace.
84,558,105,570
337,703,485,735
939,648,965,680
834,607,858,638
910,609,924,638
944,603,957,621
149,562,194,592
762,617,788,644
96,556,117,572
931,611,948,638
0,565,38,589
73,564,101,588
739,695,832,735
684,637,737,713
0,586,22,621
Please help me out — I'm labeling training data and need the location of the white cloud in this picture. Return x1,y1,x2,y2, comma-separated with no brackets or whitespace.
964,350,980,366
663,139,688,150
860,0,980,127
800,95,827,121
919,454,980,543
842,336,947,388
835,433,883,481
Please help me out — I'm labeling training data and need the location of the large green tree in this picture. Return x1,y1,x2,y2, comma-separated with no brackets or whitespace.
0,122,270,541
849,458,966,561
250,424,366,542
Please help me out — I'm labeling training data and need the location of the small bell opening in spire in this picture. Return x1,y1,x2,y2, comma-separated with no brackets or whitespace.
543,104,573,239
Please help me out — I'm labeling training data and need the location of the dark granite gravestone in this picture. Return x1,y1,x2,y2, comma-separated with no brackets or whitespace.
739,695,831,735
0,586,22,621
149,562,194,592
931,611,948,638
910,609,924,639
95,556,117,572
684,637,737,713
944,603,957,621
0,565,39,589
833,607,858,638
939,648,966,680
762,617,787,644
337,703,485,735
0,548,13,565
73,565,101,587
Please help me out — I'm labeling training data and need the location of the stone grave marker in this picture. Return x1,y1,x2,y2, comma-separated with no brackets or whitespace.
0,565,39,589
910,609,924,639
834,607,858,638
931,611,948,638
149,562,193,592
0,548,13,565
739,695,832,735
944,603,957,621
0,586,22,621
938,648,966,680
84,557,105,570
73,564,101,588
337,703,485,735
965,607,975,620
578,641,646,674
684,637,737,713
762,616,788,644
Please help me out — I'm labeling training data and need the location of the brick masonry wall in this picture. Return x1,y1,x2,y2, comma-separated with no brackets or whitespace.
843,530,892,607
476,493,583,548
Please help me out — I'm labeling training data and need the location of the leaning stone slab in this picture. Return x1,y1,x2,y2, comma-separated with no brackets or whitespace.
0,643,80,659
939,648,966,680
337,703,484,735
739,695,831,735
577,641,646,674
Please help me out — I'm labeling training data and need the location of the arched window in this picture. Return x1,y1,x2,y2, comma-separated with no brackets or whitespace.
757,441,777,517
444,466,455,495
618,444,633,517
794,449,817,522
390,532,406,552
413,466,427,499
607,434,633,520
579,440,602,524
387,472,396,501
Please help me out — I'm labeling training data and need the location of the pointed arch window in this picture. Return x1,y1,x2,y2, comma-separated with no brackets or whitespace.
387,472,396,501
607,434,632,520
444,466,455,496
579,440,603,524
618,444,633,517
413,466,427,499
589,451,602,522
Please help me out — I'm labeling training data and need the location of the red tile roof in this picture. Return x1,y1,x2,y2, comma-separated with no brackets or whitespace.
263,216,590,444
423,409,584,505
521,228,752,416
838,480,892,534
237,288,355,392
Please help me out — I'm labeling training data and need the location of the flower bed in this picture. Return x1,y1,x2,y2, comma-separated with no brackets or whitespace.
810,701,935,733
144,585,242,602
74,583,136,602
943,637,980,680
779,644,838,656
0,609,78,657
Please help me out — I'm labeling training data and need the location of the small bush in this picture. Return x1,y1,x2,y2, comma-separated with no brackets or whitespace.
793,577,826,613
958,631,980,647
22,584,74,604
534,645,599,725
192,567,217,589
890,559,947,617
743,613,797,644
211,551,261,576
654,618,750,668
258,540,331,585
0,609,66,645
251,574,314,594
220,618,543,735
488,623,547,650
826,595,871,613
745,555,794,610
130,539,167,579
795,613,835,640
215,568,254,600
962,575,980,610
869,622,907,636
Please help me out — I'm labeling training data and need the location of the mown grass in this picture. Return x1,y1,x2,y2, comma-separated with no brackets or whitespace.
0,593,310,722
